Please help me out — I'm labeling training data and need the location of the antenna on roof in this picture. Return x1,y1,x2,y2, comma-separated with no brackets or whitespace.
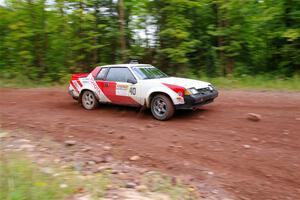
129,60,139,64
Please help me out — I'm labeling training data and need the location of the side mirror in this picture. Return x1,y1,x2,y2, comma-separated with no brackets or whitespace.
127,78,137,84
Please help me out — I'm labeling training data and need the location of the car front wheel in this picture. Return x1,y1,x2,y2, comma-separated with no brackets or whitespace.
150,94,174,120
81,90,98,110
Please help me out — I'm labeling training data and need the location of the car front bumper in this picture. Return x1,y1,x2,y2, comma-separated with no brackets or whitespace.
175,89,218,110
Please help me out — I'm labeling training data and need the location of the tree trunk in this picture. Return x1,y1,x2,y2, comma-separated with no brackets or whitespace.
27,0,46,75
214,1,234,76
92,1,100,65
118,0,126,62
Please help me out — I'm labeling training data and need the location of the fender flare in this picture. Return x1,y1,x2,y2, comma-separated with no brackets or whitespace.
79,89,99,104
146,87,177,108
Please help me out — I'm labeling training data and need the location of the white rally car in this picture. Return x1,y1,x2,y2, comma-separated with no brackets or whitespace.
68,63,218,120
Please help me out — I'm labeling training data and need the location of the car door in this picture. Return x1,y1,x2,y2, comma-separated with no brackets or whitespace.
94,67,111,103
101,67,140,106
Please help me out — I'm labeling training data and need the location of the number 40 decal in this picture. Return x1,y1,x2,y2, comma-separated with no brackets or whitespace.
129,87,136,95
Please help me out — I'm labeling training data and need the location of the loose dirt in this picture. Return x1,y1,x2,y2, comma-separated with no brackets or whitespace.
1,88,299,200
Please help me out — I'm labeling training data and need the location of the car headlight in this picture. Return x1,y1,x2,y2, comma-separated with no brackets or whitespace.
190,88,198,94
184,88,198,95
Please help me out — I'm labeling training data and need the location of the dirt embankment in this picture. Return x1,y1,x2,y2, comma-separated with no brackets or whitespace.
0,88,299,200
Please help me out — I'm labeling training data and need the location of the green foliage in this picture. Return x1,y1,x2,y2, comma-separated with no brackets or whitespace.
0,0,299,84
0,153,111,200
0,154,77,200
199,74,300,91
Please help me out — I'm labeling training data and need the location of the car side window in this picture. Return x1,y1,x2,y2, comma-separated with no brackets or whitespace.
96,68,109,80
105,67,136,82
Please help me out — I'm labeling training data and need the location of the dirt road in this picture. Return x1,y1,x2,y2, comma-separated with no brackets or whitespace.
0,88,299,200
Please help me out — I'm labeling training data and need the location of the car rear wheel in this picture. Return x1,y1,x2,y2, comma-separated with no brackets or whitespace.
81,90,98,110
151,94,174,120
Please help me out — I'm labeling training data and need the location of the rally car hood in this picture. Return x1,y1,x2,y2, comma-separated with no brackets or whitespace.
156,77,210,89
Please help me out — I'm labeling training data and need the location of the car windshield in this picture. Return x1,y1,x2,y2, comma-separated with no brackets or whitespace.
132,67,168,80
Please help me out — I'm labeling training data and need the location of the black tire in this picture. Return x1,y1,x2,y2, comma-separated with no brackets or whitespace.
81,90,98,110
150,94,175,120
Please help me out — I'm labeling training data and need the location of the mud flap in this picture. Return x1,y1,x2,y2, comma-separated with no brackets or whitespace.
137,101,147,118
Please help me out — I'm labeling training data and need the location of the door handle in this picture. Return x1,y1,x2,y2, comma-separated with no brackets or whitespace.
104,83,109,87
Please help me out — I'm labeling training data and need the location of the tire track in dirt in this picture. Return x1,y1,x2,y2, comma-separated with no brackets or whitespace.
0,88,300,200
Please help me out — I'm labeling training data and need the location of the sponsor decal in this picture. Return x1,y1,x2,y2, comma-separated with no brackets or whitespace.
77,80,83,87
74,80,80,90
116,84,129,96
70,81,79,93
88,75,102,98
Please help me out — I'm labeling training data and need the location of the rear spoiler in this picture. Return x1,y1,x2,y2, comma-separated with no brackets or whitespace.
71,73,89,80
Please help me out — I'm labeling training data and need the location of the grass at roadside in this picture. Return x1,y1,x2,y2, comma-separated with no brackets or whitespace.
0,151,199,200
199,75,300,91
0,153,110,200
0,77,65,88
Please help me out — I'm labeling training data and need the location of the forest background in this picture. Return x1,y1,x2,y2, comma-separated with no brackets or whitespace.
0,0,299,90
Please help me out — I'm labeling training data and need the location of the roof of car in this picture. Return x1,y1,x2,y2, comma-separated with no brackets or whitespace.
99,64,152,68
